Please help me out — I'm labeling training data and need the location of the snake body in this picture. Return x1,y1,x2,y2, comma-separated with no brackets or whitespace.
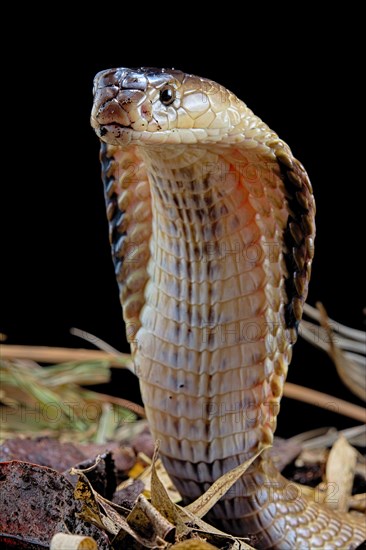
91,67,366,548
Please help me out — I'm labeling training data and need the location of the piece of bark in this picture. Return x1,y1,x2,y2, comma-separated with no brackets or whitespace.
0,461,110,549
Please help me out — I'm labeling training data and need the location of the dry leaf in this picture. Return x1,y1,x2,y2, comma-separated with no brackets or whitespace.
99,496,161,547
72,457,173,549
135,449,181,504
127,493,175,541
325,435,357,511
73,470,107,532
150,442,188,537
73,462,131,536
185,447,266,518
348,493,366,512
175,483,257,548
328,343,366,403
50,533,98,549
149,442,255,549
170,540,219,549
301,303,366,402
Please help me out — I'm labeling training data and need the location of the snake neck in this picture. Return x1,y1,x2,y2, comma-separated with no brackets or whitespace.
99,141,366,550
132,144,296,546
135,144,291,461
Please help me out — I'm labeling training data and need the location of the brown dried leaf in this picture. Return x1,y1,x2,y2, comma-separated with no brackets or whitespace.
127,493,175,542
136,455,181,505
173,488,255,548
58,442,258,549
328,343,366,403
149,443,254,548
150,442,187,536
170,540,219,549
73,471,106,532
301,303,366,402
185,447,267,518
98,496,158,547
348,493,366,512
72,464,126,536
174,511,255,550
74,473,154,549
72,458,172,549
50,533,98,549
325,435,358,512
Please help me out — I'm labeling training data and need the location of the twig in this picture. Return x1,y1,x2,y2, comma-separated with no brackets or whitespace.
303,303,365,342
70,327,122,355
88,390,146,418
1,345,132,369
298,425,366,450
284,382,366,423
301,321,366,354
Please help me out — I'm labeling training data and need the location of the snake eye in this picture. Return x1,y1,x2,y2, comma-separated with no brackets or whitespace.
160,85,175,106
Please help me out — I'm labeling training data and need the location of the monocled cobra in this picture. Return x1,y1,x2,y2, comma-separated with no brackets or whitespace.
91,67,366,549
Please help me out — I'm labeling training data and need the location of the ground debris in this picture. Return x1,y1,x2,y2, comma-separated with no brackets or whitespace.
0,435,138,481
0,461,110,549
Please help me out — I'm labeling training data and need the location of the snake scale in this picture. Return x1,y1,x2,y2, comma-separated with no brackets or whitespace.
91,67,366,549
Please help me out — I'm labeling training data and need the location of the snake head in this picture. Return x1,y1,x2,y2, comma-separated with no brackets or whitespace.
91,67,244,146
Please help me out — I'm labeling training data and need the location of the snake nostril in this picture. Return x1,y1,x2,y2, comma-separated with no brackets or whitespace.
96,99,131,127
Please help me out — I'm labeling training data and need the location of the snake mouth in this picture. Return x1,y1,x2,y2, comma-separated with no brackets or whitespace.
93,120,223,147
93,121,135,146
93,121,167,147
98,122,132,136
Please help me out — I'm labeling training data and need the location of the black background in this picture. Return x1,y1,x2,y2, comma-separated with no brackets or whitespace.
1,17,364,438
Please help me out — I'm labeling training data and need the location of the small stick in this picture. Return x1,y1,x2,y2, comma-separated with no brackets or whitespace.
284,382,366,423
1,344,132,369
